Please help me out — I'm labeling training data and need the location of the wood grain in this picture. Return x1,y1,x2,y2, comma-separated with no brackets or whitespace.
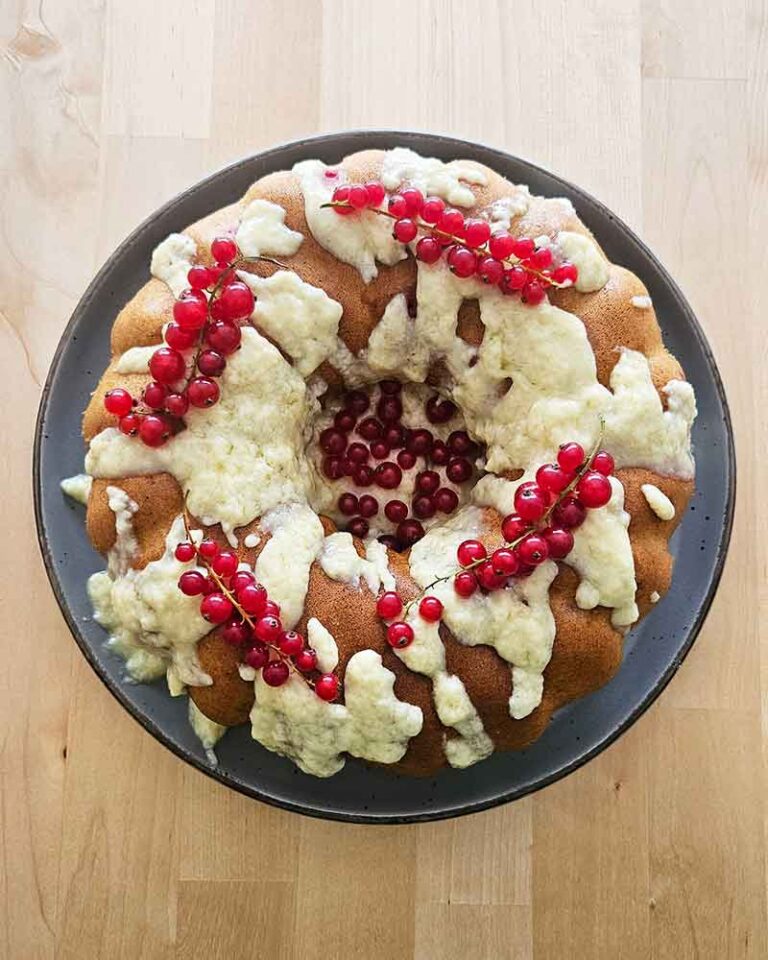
1,1,765,957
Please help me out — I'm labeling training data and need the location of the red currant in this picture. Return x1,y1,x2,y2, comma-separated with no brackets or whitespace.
406,429,433,456
387,621,414,649
175,542,196,563
416,236,442,263
535,463,572,494
347,442,370,464
396,519,425,546
358,417,383,441
104,388,134,417
119,413,140,436
279,630,304,656
425,396,457,424
338,492,358,516
457,539,486,566
552,495,587,529
415,470,440,495
222,618,251,646
591,450,615,476
364,181,385,206
434,488,458,514
353,465,374,487
454,570,478,597
262,660,289,687
376,591,403,619
320,427,347,455
542,526,574,559
447,245,477,278
511,237,535,259
201,592,233,623
139,414,171,447
491,548,519,576
178,571,207,596
212,550,238,578
255,615,281,643
231,570,255,593
522,280,546,305
552,262,578,284
530,246,553,270
514,482,548,522
334,409,357,433
412,495,436,520
477,256,504,285
446,457,472,484
141,381,166,410
358,494,379,518
239,583,268,616
211,236,237,263
165,321,198,350
197,350,226,377
396,449,416,470
347,185,369,210
517,533,549,566
294,647,317,672
437,209,465,238
206,320,241,355
577,470,612,508
376,395,402,422
187,264,212,290
430,441,449,465
477,561,507,591
557,442,585,472
348,517,369,538
245,643,269,670
421,197,445,224
315,673,340,701
393,218,418,243
489,232,515,259
385,499,408,524
164,391,189,417
375,462,402,490
464,219,491,247
187,377,219,408
370,440,390,460
419,596,443,622
502,266,528,293
501,514,528,543
149,347,185,384
323,456,345,480
173,293,207,331
447,431,476,456
388,194,408,218
198,539,220,560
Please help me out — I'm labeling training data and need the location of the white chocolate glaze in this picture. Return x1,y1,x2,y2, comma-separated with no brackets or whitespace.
396,608,493,767
318,532,383,593
306,617,339,672
364,539,396,592
380,147,486,208
86,328,318,542
293,159,406,282
114,345,156,375
641,483,676,521
631,295,652,309
255,503,324,629
105,485,139,577
189,700,226,765
243,532,260,549
61,473,92,505
485,190,531,229
249,624,422,776
150,233,197,298
555,230,609,292
409,506,557,719
88,515,212,689
363,293,430,381
239,269,343,377
235,198,303,258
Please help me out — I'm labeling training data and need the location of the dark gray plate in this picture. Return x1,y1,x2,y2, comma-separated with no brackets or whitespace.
34,131,735,823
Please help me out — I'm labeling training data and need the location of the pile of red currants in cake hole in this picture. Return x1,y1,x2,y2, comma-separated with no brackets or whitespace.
103,236,256,448
318,380,482,550
373,440,615,650
175,533,338,698
327,178,579,306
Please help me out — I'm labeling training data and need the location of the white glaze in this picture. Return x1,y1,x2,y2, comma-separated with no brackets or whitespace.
363,293,430,381
235,198,303,258
554,231,609,292
249,626,422,777
189,700,226,765
318,532,383,593
61,473,92,505
114,345,156,375
243,532,260,549
364,538,396,592
87,515,212,689
409,506,557,719
150,233,197,298
293,159,406,282
239,269,343,377
86,328,318,542
380,147,486,208
650,590,661,604
396,609,494,767
255,503,324,629
641,483,676,521
306,617,339,672
105,485,139,577
631,295,652,309
485,190,531,229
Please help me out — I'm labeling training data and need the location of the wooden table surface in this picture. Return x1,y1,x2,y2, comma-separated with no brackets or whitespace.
2,1,765,957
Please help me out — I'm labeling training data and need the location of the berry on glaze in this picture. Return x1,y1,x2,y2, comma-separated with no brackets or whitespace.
387,621,414,649
419,596,443,622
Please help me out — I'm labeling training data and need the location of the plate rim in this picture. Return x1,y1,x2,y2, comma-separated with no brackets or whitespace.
33,129,737,824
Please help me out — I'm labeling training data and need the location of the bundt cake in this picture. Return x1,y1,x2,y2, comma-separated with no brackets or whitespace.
60,146,697,777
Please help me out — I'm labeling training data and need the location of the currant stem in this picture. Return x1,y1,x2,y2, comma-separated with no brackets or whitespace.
403,416,607,615
181,496,313,688
319,200,571,289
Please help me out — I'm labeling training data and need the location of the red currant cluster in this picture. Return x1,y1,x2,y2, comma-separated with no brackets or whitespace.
103,237,262,447
174,519,338,700
369,438,615,648
320,381,482,550
327,182,578,305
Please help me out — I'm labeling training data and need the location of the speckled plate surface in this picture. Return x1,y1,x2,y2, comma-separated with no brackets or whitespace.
34,131,735,823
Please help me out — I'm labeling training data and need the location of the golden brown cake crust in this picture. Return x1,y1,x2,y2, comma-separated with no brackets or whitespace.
82,148,694,776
